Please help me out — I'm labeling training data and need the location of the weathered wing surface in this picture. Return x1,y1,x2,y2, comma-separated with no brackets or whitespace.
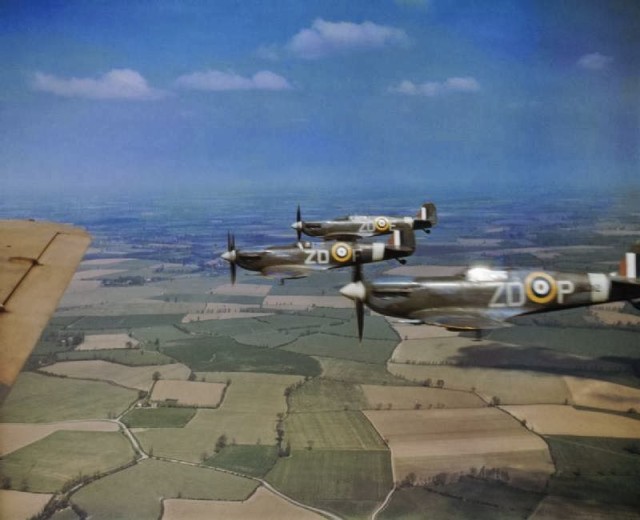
322,232,365,241
0,220,91,402
409,308,511,331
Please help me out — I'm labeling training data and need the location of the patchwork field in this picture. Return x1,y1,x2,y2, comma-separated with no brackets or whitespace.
316,357,411,386
283,333,398,364
0,373,137,423
267,449,393,519
563,376,640,412
163,486,324,520
0,490,53,520
502,405,640,437
72,459,257,520
365,407,554,490
212,283,272,297
136,372,301,461
0,420,118,456
76,333,140,350
150,380,226,407
41,360,191,391
263,295,351,310
0,431,134,492
388,363,571,404
288,378,368,412
361,385,485,410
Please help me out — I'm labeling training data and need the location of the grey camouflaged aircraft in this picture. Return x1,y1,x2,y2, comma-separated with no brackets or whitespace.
221,229,416,284
340,245,640,340
0,220,90,402
291,202,437,241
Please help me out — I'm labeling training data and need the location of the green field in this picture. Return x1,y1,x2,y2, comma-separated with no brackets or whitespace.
72,458,257,520
267,449,393,519
285,410,387,450
546,435,640,477
68,314,185,330
288,378,368,412
206,445,279,477
56,348,174,366
162,336,322,376
317,357,412,386
131,325,192,344
282,333,398,364
136,372,300,462
0,373,137,423
380,480,543,520
0,431,134,492
121,407,196,428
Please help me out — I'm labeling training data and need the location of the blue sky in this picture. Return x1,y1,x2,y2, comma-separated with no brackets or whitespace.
1,0,639,195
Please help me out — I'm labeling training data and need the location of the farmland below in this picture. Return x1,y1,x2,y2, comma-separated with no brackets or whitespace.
1,191,639,519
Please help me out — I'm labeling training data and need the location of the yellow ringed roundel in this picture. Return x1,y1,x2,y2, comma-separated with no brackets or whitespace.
374,217,390,233
331,242,353,263
525,272,557,304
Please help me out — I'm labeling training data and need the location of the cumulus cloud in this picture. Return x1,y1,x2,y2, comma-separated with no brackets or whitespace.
32,69,165,100
577,52,613,70
287,19,409,59
390,76,480,96
175,70,292,91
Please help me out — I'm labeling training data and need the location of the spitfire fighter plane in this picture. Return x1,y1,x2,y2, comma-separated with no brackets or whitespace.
291,202,437,242
340,245,640,340
221,229,416,284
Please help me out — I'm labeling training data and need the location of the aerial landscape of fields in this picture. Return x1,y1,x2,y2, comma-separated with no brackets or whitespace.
1,189,639,519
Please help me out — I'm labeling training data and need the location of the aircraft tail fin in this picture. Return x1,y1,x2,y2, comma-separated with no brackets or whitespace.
387,228,416,252
618,243,640,280
414,202,437,229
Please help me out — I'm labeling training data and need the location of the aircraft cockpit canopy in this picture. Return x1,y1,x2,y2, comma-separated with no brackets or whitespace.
465,267,509,282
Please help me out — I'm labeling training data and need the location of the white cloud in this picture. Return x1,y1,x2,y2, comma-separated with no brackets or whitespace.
32,69,165,100
577,52,613,70
287,19,409,59
390,76,480,96
175,70,292,91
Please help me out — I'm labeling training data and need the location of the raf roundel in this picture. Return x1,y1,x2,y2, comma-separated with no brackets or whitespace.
374,217,390,233
331,242,353,263
525,272,557,304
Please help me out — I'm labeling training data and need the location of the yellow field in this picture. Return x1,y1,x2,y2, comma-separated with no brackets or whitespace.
0,490,53,520
80,258,134,266
390,336,499,364
262,295,351,310
73,268,125,280
76,333,140,351
0,420,119,456
212,283,272,297
564,376,640,412
502,405,640,437
151,380,226,407
361,385,485,410
162,486,324,520
41,360,191,391
388,363,571,404
365,407,553,490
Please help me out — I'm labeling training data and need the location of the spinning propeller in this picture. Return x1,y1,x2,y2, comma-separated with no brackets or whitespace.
221,231,237,285
291,204,303,242
340,263,366,342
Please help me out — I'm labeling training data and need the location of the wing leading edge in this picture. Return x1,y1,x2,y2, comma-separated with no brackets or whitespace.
0,220,91,402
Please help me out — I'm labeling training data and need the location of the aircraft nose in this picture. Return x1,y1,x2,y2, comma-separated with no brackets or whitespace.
221,251,236,262
291,222,302,230
340,281,366,301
